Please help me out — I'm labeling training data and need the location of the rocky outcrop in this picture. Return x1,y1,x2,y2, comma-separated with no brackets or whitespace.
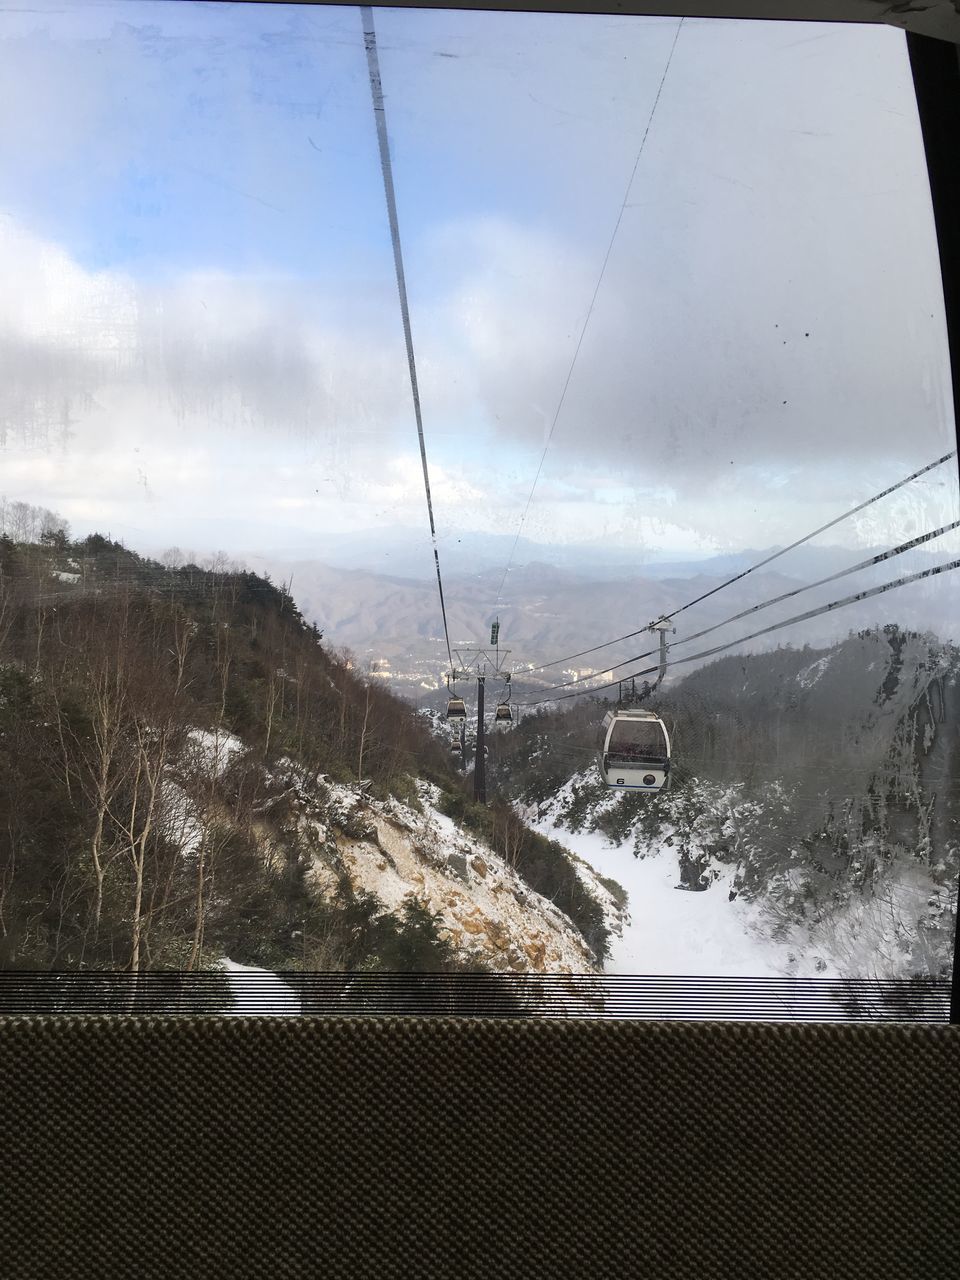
302,779,609,973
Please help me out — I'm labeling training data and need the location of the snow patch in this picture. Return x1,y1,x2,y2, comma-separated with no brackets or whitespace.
221,959,300,1016
184,727,244,777
531,767,836,978
159,777,204,858
531,815,813,977
797,655,832,688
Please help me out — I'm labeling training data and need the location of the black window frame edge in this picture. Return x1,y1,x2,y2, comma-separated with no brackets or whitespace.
907,33,960,1026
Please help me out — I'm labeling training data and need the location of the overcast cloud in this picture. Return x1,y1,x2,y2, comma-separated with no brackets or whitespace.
0,2,956,571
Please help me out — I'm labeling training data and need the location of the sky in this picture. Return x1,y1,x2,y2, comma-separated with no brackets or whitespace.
0,0,958,585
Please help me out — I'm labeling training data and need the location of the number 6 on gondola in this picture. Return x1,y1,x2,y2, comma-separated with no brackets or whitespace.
597,709,671,792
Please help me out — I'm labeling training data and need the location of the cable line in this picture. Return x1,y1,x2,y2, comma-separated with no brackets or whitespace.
361,6,454,672
521,555,960,705
668,518,960,651
517,517,960,700
517,640,659,701
492,18,685,612
519,448,957,677
664,448,958,622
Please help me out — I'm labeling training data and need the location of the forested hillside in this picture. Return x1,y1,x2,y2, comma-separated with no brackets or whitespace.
0,514,614,975
491,629,960,979
3,502,955,984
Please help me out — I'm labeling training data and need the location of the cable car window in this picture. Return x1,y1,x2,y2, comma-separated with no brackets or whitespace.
606,720,667,763
0,0,955,1020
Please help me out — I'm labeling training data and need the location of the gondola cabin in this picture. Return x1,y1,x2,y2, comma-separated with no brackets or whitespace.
450,739,462,754
446,697,467,720
495,703,512,723
598,709,670,792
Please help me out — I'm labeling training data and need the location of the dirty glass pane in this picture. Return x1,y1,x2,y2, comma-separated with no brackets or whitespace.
0,1,955,1014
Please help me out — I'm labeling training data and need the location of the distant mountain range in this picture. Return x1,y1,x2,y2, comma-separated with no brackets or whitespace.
240,524,923,585
246,542,960,700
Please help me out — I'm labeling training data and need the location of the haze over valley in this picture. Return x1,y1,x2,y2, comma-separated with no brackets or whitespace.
243,541,960,701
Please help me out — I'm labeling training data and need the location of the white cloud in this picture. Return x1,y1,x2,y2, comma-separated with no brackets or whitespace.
1,16,958,569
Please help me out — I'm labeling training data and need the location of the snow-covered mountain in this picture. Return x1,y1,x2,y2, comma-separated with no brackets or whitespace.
492,629,959,983
527,769,952,981
254,761,620,974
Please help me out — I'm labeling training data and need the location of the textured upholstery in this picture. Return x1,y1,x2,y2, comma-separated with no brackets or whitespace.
2,1018,958,1278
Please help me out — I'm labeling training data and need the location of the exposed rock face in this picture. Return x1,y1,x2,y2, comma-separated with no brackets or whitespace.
159,737,623,975
302,779,611,974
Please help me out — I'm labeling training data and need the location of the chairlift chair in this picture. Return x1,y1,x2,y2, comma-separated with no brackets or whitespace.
597,708,671,792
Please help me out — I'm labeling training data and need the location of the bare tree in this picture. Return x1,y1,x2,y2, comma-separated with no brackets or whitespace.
357,685,372,782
